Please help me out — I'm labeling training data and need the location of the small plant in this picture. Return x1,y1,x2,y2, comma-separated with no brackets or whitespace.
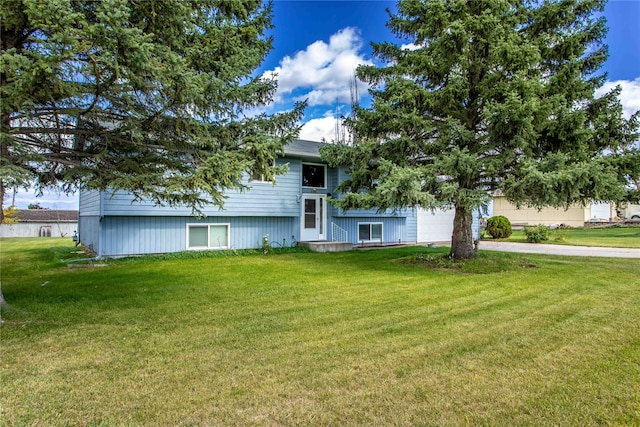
486,216,512,239
524,224,551,243
551,227,569,242
261,234,272,254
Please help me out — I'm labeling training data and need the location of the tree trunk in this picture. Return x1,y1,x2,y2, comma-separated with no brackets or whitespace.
0,180,7,321
0,179,4,223
450,204,475,260
0,285,6,323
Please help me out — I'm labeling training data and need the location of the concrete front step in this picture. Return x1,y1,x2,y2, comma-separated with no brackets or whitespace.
298,241,353,253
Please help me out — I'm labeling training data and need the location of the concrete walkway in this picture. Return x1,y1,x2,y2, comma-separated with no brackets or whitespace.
477,241,640,258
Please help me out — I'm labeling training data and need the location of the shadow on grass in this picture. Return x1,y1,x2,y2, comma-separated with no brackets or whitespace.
47,242,537,276
395,251,538,274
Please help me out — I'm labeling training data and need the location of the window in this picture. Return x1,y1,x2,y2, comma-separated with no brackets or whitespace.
187,224,230,249
250,171,270,183
250,160,277,184
358,223,383,242
39,226,52,237
302,163,326,188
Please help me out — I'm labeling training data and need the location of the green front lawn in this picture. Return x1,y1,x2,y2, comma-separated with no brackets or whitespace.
2,238,639,426
497,226,640,248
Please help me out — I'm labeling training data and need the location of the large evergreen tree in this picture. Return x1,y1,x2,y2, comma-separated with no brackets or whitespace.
322,0,639,259
1,0,303,219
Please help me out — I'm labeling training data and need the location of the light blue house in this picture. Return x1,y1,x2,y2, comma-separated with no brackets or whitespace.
78,139,420,257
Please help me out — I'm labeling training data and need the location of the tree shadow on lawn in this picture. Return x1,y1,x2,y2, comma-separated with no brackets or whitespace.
304,245,539,275
394,251,538,274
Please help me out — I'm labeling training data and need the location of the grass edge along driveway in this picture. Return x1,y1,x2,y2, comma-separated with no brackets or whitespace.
496,225,640,248
1,238,639,426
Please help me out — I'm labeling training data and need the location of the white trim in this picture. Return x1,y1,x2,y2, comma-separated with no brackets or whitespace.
302,162,327,189
186,223,230,250
357,222,384,243
250,160,278,184
249,173,271,184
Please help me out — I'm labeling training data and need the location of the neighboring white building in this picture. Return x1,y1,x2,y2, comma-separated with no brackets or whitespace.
492,194,616,227
0,210,78,238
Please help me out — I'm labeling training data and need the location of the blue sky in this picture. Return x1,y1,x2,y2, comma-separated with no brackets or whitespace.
261,0,640,141
12,0,640,209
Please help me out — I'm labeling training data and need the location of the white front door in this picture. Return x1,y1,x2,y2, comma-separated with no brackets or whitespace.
301,194,326,241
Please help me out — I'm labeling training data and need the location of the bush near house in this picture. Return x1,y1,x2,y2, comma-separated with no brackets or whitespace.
524,225,552,243
486,216,513,239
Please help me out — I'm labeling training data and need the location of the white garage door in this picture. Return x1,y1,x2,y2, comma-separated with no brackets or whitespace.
417,208,455,243
589,202,611,221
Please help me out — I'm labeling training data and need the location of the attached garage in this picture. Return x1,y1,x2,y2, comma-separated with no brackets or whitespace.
417,208,455,243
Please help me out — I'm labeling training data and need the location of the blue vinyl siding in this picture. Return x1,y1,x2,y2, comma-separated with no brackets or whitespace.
472,210,481,239
78,188,101,252
100,216,298,257
78,215,101,255
100,159,301,217
330,216,409,245
79,190,101,216
406,209,418,242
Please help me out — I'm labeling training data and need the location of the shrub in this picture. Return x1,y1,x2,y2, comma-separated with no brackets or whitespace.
524,224,551,243
261,234,272,254
551,227,569,242
486,216,512,239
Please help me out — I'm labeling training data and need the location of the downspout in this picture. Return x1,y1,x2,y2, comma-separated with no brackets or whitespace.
100,191,105,258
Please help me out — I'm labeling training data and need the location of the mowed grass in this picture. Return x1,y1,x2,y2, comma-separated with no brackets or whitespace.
501,225,640,248
1,238,639,426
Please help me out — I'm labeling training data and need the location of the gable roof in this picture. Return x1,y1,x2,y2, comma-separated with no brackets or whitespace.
283,139,324,161
15,210,78,223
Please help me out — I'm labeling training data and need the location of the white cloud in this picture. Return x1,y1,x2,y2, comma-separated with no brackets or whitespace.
264,27,372,107
596,78,640,119
299,113,341,142
401,42,422,51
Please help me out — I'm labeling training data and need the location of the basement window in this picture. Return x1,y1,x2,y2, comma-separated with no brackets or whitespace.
187,224,230,250
358,222,383,243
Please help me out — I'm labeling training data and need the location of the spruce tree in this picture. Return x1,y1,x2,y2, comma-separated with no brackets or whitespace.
322,0,639,259
1,0,303,219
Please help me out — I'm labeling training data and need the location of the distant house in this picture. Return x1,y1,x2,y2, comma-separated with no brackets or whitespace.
0,209,78,238
492,193,616,227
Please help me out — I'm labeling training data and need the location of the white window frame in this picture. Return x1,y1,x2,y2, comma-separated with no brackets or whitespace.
302,162,327,189
250,171,271,184
39,225,52,237
357,222,383,243
250,160,278,184
186,223,230,250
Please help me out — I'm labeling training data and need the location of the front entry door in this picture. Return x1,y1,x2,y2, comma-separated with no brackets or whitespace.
301,194,326,241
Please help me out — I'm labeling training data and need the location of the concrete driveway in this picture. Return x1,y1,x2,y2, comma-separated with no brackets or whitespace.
478,241,640,258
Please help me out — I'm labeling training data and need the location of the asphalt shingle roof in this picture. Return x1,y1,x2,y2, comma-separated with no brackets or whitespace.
283,139,324,160
15,210,78,222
